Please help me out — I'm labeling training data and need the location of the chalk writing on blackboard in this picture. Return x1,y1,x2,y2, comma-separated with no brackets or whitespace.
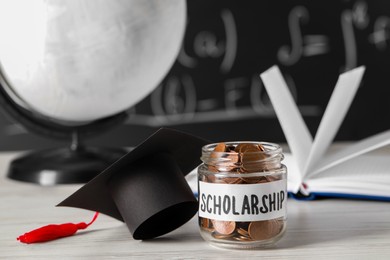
277,6,329,66
126,0,390,128
126,71,319,127
369,16,390,51
177,8,237,74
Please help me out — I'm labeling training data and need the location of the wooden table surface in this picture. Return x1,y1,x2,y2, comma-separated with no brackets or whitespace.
1,151,390,259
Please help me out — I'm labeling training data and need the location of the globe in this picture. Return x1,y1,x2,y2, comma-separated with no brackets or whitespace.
0,0,187,184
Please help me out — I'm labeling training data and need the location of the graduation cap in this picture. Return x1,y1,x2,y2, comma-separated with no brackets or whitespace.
57,128,209,240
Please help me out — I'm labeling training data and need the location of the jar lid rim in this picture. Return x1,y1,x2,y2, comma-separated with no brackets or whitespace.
202,141,282,154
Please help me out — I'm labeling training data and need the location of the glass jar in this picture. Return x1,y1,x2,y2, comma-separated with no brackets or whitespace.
197,142,287,249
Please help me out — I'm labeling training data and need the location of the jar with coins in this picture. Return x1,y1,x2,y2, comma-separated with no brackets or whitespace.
198,142,287,249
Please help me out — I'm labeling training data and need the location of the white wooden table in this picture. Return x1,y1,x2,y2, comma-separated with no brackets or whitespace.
1,151,390,259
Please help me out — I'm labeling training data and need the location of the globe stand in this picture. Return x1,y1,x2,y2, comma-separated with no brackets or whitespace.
7,131,126,185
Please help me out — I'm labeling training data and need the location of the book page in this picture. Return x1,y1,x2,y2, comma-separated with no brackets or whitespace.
283,153,306,193
304,67,365,177
260,66,312,181
308,130,390,178
305,153,390,197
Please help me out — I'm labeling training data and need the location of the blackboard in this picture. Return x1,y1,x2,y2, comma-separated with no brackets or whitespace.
1,0,390,150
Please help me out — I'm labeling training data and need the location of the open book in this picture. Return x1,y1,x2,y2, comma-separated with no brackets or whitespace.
260,66,390,201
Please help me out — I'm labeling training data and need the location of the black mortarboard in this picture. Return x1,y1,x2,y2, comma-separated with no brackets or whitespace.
58,128,209,240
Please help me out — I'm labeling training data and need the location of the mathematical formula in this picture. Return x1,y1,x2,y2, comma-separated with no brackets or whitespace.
127,0,388,127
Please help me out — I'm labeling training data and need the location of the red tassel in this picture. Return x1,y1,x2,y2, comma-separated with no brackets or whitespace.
17,212,99,244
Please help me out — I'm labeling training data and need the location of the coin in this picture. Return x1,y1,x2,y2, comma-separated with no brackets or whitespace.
210,143,227,161
213,142,227,153
257,144,265,151
233,235,252,241
234,143,258,153
224,152,239,164
236,227,250,237
210,143,240,172
266,175,280,182
199,142,285,245
212,220,236,235
234,143,269,173
207,165,219,173
242,155,267,173
248,220,282,241
200,217,214,232
211,231,234,240
226,145,236,152
239,176,268,184
223,176,244,184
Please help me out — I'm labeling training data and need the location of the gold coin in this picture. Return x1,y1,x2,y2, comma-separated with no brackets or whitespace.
248,220,282,241
212,220,236,235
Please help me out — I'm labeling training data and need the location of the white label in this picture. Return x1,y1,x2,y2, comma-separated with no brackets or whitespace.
198,179,287,222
